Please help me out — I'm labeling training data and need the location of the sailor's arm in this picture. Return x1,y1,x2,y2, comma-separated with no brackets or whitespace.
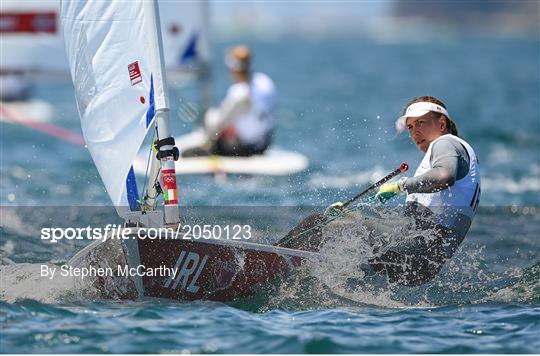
204,85,251,138
375,139,462,202
401,139,460,193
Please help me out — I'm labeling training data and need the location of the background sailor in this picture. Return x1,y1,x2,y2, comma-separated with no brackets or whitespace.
182,45,276,157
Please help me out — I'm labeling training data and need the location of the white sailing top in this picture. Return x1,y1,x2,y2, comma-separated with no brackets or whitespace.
406,134,481,230
205,72,275,146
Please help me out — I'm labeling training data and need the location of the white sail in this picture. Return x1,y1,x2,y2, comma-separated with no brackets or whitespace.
60,1,169,208
159,1,210,81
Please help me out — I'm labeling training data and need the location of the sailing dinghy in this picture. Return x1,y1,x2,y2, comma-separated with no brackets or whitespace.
61,0,317,302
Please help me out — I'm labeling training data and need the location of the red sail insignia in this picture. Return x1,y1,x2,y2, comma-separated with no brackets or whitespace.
128,61,142,86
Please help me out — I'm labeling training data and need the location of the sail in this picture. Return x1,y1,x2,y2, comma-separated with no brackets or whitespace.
60,0,169,208
159,1,210,80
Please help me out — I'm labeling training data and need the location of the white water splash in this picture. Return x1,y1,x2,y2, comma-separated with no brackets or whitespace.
0,239,137,304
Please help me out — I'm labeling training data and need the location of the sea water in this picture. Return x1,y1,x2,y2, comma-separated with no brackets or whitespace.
1,37,539,353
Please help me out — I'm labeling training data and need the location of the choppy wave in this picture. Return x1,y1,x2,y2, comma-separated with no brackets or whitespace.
487,262,540,304
1,298,538,353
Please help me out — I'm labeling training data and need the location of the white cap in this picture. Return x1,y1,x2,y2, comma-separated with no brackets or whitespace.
395,101,451,132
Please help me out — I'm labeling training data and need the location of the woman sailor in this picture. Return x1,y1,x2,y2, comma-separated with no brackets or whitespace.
366,96,482,285
280,96,481,286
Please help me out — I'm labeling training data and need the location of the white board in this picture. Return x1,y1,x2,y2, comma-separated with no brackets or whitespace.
133,130,309,176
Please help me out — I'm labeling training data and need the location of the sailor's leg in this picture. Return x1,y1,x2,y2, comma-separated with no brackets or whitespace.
181,145,212,157
209,136,241,156
249,133,272,155
368,220,466,286
358,212,411,253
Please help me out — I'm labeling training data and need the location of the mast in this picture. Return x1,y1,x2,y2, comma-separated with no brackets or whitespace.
145,0,180,225
198,0,212,122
